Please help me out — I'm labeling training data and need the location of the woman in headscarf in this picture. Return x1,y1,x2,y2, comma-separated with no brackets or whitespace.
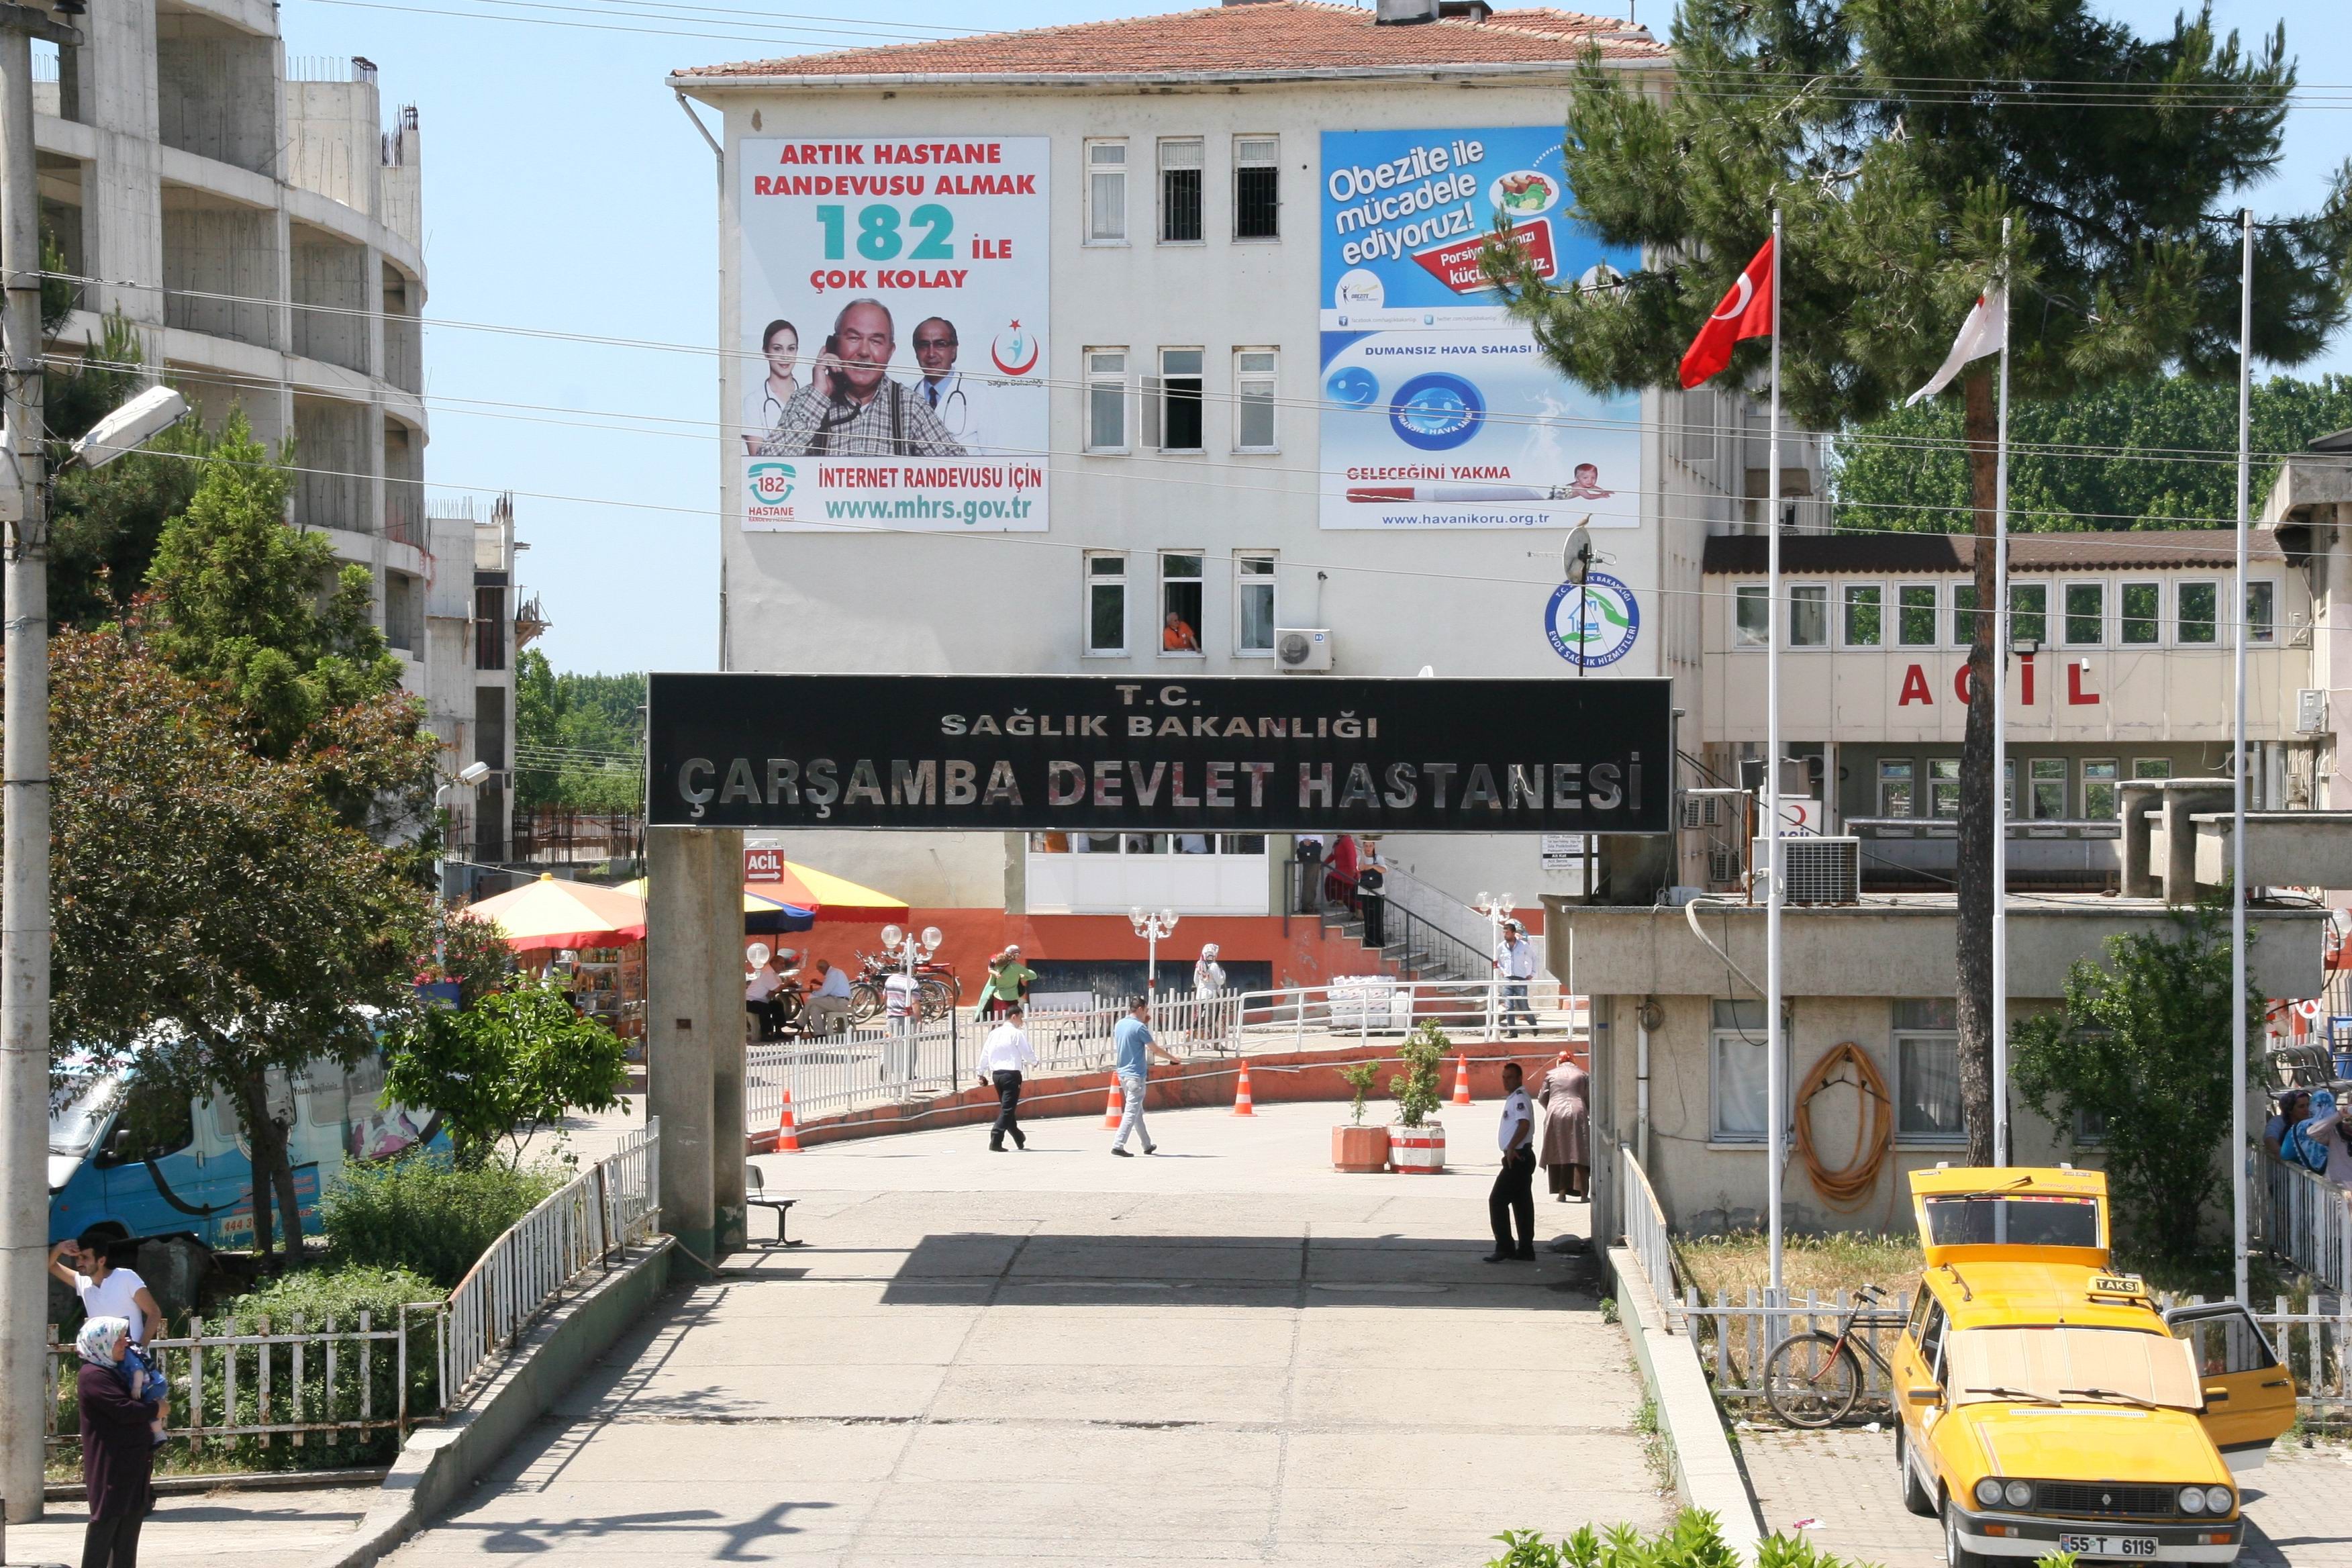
1325,832,1361,913
1536,1048,1591,1202
76,1315,155,1567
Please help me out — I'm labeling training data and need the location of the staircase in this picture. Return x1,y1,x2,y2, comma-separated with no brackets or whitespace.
1308,861,1495,983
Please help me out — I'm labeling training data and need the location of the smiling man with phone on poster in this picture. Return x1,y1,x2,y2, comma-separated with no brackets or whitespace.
759,297,968,458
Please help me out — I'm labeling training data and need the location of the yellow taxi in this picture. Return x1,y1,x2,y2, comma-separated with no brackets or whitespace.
1893,1166,2295,1568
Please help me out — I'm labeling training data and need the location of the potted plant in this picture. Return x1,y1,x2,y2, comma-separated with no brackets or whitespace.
1387,1020,1447,1174
1332,1059,1387,1172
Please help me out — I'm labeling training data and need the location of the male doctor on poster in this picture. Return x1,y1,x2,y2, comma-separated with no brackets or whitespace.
911,315,1000,454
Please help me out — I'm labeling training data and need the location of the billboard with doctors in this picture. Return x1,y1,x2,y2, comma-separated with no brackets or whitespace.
1319,126,1640,532
737,135,1048,533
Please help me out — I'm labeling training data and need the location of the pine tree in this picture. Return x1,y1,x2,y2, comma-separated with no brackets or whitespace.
1486,0,2352,1163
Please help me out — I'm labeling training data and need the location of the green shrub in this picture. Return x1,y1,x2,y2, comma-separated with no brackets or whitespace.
321,1157,565,1288
1488,1514,2074,1568
1390,1020,1446,1128
52,1263,441,1473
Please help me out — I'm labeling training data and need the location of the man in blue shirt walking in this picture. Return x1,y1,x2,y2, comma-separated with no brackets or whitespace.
1111,995,1178,1157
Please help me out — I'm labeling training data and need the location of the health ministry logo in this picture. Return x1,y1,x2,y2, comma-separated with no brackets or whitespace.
1545,571,1639,669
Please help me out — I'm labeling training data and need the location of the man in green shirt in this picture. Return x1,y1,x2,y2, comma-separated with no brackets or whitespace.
980,944,1036,1022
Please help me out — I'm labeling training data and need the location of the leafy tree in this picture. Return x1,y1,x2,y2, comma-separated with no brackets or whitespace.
1485,0,2352,1164
1834,373,2352,531
2012,902,2257,1263
383,979,629,1168
1390,1021,1447,1129
40,628,433,1263
42,313,208,629
514,648,643,814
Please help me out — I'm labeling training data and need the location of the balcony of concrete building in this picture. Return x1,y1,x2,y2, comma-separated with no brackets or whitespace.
381,260,421,395
383,565,423,657
36,152,85,317
384,415,422,550
291,219,369,377
156,4,279,179
292,394,369,536
162,184,279,352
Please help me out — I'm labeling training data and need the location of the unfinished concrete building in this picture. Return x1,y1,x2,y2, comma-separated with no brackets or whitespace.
32,14,507,853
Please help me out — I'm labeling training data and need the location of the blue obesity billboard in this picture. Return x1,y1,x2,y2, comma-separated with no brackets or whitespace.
1318,126,1642,532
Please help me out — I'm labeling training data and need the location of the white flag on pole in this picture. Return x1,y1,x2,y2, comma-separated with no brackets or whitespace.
1906,285,2008,407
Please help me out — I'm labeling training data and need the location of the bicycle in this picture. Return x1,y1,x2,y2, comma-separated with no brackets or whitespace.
1761,1283,1907,1428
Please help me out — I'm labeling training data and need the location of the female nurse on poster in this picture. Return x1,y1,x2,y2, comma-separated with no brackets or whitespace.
741,319,800,454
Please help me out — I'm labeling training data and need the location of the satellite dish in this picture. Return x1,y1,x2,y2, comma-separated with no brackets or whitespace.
1562,519,1594,585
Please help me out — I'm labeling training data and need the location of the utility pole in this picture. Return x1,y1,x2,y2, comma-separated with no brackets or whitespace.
0,0,80,1526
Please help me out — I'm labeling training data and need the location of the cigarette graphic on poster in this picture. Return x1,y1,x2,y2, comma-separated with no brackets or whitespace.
1319,127,1641,531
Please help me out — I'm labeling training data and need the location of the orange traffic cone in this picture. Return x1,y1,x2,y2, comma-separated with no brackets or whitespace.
1452,1053,1473,1106
775,1088,803,1153
1232,1059,1256,1116
1104,1072,1125,1128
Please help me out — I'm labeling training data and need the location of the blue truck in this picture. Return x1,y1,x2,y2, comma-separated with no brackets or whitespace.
48,1052,442,1251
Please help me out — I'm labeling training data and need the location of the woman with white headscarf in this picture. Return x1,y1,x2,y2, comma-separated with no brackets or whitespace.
76,1314,156,1566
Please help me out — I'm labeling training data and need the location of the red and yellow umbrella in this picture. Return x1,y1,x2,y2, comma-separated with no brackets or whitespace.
458,873,647,953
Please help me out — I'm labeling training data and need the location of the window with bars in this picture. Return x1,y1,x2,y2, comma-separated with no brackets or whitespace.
1159,138,1204,243
1234,349,1277,451
1084,552,1126,656
1086,140,1127,242
1233,136,1279,239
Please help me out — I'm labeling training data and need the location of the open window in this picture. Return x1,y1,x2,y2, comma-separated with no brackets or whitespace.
2164,1302,2296,1471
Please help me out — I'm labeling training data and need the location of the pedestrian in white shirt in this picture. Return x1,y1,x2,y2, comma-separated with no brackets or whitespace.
803,958,854,1035
975,1003,1039,1151
1484,1063,1537,1263
48,1230,164,1344
1495,920,1538,1039
1192,944,1226,997
883,969,921,1083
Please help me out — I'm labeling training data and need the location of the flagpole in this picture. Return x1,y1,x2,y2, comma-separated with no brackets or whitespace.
1992,215,2012,1169
1765,205,1785,1297
2233,207,2253,1306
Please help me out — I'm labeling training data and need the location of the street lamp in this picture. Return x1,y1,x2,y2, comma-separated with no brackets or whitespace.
875,924,943,1085
1129,906,1179,1001
3,362,185,1520
1472,891,1516,1040
431,760,493,967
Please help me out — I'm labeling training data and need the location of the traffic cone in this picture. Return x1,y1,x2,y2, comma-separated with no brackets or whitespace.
1232,1059,1256,1116
1452,1053,1473,1106
775,1088,803,1153
1104,1072,1125,1128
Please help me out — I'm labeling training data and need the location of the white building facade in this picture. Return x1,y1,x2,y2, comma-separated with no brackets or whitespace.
675,0,1824,926
34,15,513,850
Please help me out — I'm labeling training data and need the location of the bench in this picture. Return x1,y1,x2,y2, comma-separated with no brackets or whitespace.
745,1164,804,1247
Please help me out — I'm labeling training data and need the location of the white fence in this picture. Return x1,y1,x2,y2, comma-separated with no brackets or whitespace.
1618,1143,1678,1309
744,979,1584,1138
443,1118,661,1406
47,1304,442,1453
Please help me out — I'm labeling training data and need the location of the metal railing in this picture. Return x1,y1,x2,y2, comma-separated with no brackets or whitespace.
741,979,1585,1138
46,1305,442,1454
442,1118,660,1406
2262,1153,2352,1299
1618,1143,1678,1308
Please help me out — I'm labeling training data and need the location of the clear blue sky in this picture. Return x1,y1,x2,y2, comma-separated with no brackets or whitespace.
277,0,2352,677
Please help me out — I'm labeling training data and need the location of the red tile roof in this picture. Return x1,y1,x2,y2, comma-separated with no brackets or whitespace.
674,2,1665,83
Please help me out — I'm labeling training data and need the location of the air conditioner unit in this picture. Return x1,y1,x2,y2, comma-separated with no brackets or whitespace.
1275,627,1332,673
2296,688,2329,735
1751,836,1861,905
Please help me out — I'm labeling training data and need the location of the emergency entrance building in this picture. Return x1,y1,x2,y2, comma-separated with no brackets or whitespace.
671,0,1828,987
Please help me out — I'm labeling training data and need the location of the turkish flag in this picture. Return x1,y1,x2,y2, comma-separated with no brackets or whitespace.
1677,236,1775,389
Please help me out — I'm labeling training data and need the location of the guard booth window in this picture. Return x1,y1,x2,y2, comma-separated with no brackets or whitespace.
1897,584,1937,646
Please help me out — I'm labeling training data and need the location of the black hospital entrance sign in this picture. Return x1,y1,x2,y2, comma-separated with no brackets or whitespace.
646,673,1671,835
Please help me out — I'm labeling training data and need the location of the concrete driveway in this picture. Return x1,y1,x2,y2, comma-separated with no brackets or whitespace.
383,1099,1667,1565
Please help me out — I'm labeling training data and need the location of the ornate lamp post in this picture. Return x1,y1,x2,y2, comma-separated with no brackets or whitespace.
1472,891,1516,1040
1129,906,1179,1003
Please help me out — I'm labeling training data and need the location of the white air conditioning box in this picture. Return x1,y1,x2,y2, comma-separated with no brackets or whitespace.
2296,688,2328,734
1752,836,1861,905
1275,628,1332,673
